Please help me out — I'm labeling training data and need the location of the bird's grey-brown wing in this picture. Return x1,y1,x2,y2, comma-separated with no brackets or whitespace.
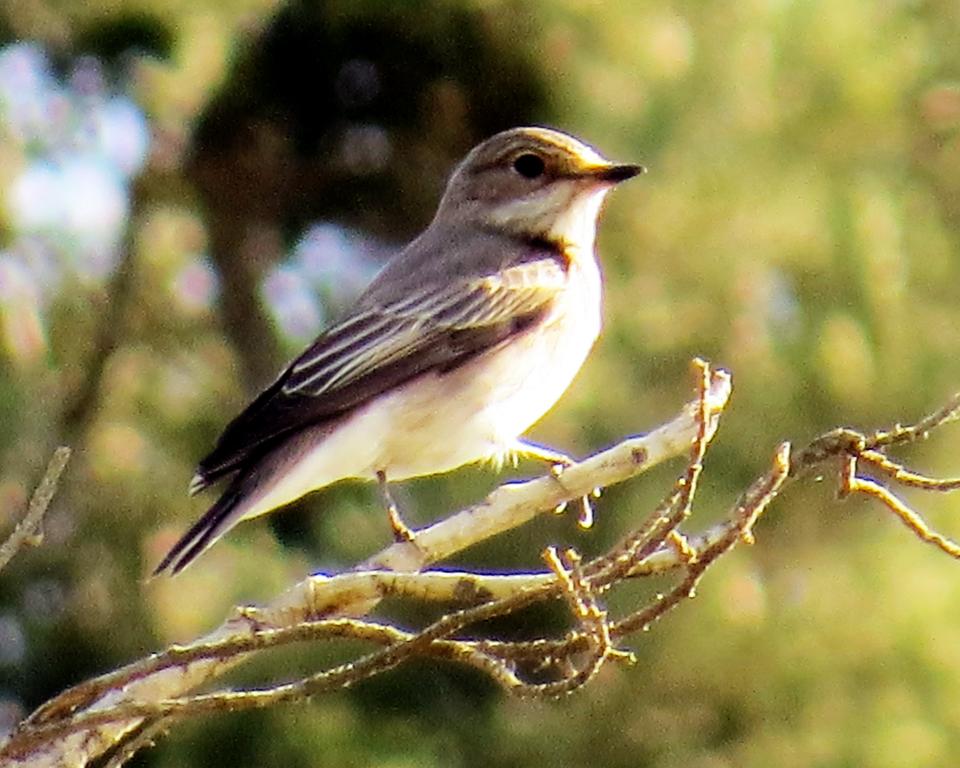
192,257,567,491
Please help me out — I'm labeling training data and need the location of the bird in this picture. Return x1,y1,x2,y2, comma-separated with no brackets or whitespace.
154,126,642,575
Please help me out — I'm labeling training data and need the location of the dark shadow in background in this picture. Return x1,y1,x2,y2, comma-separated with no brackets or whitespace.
187,0,552,388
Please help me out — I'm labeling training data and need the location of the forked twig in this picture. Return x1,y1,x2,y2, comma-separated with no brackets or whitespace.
840,453,960,559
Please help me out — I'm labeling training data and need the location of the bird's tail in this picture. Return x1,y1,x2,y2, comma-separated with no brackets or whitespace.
152,482,245,577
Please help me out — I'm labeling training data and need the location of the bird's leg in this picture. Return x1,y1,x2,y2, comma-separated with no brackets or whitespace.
513,440,600,528
377,470,417,543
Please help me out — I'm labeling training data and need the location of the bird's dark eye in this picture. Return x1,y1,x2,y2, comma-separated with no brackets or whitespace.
512,153,545,179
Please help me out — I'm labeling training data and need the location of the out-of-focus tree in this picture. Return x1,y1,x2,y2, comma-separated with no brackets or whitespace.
1,0,959,765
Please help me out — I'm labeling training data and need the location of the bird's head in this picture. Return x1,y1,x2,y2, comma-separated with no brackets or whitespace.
435,126,643,251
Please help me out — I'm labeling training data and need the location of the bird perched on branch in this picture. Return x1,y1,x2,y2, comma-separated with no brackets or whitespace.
155,126,642,575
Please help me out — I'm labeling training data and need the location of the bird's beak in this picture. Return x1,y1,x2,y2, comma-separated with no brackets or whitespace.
585,163,645,184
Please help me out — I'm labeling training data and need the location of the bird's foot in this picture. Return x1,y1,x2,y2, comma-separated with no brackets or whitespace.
377,470,417,543
514,441,600,528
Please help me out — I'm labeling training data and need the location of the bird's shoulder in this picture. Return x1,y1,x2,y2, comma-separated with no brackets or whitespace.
358,222,570,307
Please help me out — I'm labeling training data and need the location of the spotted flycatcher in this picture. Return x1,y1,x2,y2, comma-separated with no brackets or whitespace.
155,126,642,575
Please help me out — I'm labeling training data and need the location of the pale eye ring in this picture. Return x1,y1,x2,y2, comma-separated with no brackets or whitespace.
512,153,545,179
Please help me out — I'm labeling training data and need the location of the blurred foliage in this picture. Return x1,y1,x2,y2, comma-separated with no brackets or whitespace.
1,0,960,765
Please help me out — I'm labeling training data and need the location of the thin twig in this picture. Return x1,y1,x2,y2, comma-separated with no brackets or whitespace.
101,718,168,768
859,449,960,491
0,447,71,573
840,454,960,559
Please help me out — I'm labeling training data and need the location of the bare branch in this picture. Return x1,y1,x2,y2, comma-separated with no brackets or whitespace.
2,368,730,766
5,427,792,750
4,375,960,768
0,446,71,573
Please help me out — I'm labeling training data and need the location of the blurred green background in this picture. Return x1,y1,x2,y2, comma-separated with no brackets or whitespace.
1,0,960,765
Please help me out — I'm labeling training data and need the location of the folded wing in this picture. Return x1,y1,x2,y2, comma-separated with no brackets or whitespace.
192,257,567,491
